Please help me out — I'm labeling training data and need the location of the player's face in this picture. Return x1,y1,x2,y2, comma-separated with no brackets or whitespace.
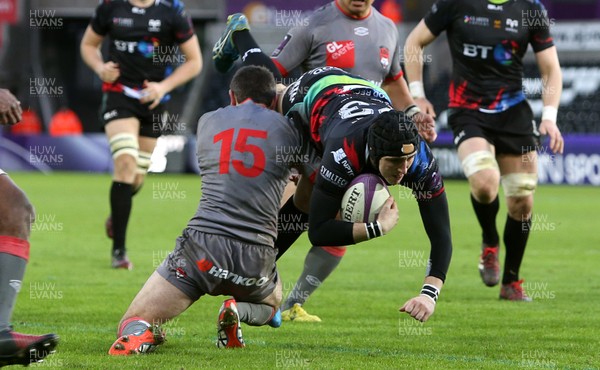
378,155,415,185
338,0,375,18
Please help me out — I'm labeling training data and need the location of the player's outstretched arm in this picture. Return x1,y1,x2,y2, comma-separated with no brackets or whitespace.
400,276,443,322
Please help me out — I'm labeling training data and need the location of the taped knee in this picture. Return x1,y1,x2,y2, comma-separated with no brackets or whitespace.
501,173,537,197
109,133,139,160
461,150,499,178
136,151,152,174
321,246,347,257
0,236,30,261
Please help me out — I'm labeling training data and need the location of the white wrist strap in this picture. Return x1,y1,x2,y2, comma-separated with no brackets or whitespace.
541,106,558,123
409,81,425,99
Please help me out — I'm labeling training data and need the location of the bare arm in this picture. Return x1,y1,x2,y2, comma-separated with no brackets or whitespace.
404,20,438,117
80,25,120,83
535,46,563,154
141,35,203,109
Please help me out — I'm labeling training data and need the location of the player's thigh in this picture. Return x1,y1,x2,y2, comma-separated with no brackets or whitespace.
0,174,33,238
124,271,193,323
105,117,140,139
259,275,282,309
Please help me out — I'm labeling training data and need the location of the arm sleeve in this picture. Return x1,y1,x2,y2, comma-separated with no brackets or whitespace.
308,185,355,246
90,1,111,36
172,2,195,44
528,2,554,53
417,191,452,282
423,0,458,36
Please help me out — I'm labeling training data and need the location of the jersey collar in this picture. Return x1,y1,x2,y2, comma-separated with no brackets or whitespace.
334,0,372,21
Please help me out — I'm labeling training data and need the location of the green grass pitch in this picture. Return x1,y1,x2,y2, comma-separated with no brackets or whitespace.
8,172,600,369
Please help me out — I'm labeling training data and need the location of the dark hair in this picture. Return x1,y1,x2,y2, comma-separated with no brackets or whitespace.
368,110,420,163
230,65,276,106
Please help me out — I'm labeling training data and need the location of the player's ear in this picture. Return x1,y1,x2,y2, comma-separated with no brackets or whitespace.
229,90,237,106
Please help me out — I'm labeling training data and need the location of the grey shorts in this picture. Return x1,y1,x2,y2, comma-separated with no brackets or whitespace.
157,228,279,302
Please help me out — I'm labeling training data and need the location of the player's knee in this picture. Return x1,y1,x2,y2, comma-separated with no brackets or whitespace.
136,151,152,175
502,173,537,219
462,151,500,202
110,133,139,179
0,184,34,239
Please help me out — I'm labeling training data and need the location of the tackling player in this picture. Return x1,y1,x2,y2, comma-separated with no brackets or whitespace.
213,18,453,323
404,0,563,300
107,65,316,353
80,0,202,269
0,89,59,366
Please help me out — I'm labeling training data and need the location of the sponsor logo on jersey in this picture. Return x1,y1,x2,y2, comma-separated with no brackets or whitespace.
148,19,161,32
112,17,133,27
320,166,348,187
494,19,502,29
272,34,291,57
326,40,355,69
379,47,390,68
463,15,489,27
331,148,355,176
131,6,145,14
354,27,369,36
462,43,493,59
493,40,518,65
506,18,519,33
487,4,503,11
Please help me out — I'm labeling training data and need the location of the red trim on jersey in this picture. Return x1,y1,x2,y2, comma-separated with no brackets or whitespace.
271,59,289,77
448,80,479,109
488,88,505,111
322,246,347,257
384,70,404,83
0,236,30,261
431,187,445,199
343,138,360,171
334,0,372,20
102,82,124,93
308,169,318,184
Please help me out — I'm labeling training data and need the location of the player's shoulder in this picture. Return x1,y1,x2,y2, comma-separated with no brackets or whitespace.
306,2,338,26
155,0,187,14
370,7,398,31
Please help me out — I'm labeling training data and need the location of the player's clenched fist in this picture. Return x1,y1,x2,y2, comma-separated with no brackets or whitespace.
399,295,435,322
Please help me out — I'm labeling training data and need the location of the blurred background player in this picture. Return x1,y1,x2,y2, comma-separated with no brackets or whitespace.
404,0,563,300
108,65,313,354
262,0,437,322
213,19,452,323
80,0,202,269
0,89,59,367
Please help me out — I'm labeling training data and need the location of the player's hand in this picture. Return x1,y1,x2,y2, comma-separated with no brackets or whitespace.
376,196,399,235
0,89,22,126
140,80,166,109
97,61,120,83
412,111,437,143
399,295,435,322
415,97,436,118
539,119,564,154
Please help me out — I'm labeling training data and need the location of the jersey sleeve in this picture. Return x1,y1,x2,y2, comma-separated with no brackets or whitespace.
171,1,195,44
271,25,313,77
90,0,112,36
307,138,363,246
527,1,554,53
423,0,458,36
400,140,444,201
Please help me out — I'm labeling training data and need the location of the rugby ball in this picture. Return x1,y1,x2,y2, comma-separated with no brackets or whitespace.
340,174,390,223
